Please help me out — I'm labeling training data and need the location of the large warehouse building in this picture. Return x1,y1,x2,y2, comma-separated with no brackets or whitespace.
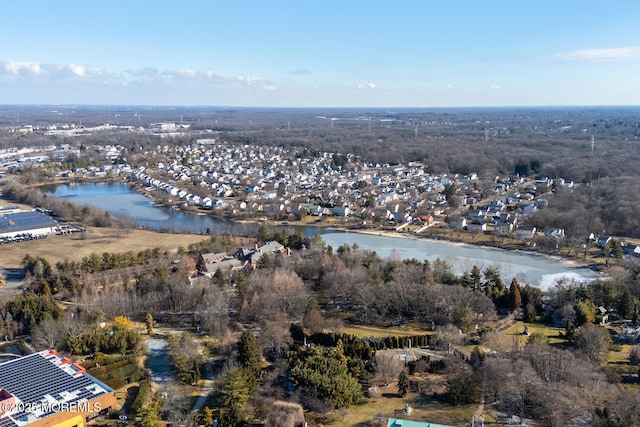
0,350,117,427
0,210,58,239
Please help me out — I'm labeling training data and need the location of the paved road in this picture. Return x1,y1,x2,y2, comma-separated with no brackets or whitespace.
192,360,214,413
0,266,25,297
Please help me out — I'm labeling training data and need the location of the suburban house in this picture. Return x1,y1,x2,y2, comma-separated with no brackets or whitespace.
515,226,537,240
254,241,286,255
624,243,640,257
0,350,117,427
197,252,244,276
543,228,566,239
197,242,289,276
493,222,513,235
596,235,612,248
448,218,467,230
467,221,487,233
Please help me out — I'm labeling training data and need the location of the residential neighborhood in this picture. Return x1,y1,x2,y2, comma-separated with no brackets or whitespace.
3,107,640,427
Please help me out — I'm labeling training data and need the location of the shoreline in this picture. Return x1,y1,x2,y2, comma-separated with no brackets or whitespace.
14,177,597,271
324,226,593,269
101,178,601,270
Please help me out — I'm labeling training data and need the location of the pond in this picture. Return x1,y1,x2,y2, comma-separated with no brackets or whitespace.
145,338,172,385
46,182,598,290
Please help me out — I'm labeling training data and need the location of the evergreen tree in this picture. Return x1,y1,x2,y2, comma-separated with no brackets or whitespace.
200,406,215,426
212,268,225,286
445,376,481,405
256,253,272,269
454,304,474,332
237,330,262,381
565,320,576,341
398,370,409,397
470,265,482,290
138,398,161,427
575,300,596,326
145,312,154,335
470,346,485,369
618,291,636,320
289,345,362,409
221,367,251,426
508,278,522,309
232,271,247,297
257,223,269,242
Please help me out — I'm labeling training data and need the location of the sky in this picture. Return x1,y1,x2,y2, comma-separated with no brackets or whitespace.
2,1,640,108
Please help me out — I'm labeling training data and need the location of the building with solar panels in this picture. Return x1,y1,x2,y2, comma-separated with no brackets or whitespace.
0,350,117,427
0,210,58,240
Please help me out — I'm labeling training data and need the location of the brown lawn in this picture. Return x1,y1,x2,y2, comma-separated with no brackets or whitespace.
0,227,208,268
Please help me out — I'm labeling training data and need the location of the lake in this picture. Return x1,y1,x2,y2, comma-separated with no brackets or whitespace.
47,182,598,290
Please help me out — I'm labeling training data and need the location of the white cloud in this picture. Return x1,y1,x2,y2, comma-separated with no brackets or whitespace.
1,60,43,76
0,60,108,81
69,64,86,76
125,67,161,77
291,68,311,75
447,83,455,89
0,59,274,91
357,82,376,89
489,84,501,90
556,46,640,62
168,68,198,78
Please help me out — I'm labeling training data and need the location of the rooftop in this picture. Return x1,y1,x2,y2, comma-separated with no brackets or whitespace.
387,419,458,427
0,350,114,427
0,211,57,234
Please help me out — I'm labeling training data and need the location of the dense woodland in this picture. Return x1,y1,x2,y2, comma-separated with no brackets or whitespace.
3,225,640,425
3,106,640,425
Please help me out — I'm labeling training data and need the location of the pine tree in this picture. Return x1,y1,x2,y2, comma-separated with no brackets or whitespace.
145,312,154,335
200,406,214,426
398,370,409,397
221,367,251,426
565,320,575,341
212,268,225,286
237,330,262,380
509,278,522,309
138,398,161,427
470,265,482,290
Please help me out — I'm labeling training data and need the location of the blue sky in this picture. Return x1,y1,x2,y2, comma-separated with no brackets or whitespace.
2,1,639,107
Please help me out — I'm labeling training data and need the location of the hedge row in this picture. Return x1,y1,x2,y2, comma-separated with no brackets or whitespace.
130,380,151,415
291,325,433,360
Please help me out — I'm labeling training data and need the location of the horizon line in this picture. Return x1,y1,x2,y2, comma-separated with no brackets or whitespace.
1,103,640,110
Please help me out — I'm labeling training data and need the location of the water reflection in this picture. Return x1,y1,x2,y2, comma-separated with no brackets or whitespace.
46,182,597,290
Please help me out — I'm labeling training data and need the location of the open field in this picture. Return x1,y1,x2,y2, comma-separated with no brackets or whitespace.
0,226,208,269
502,321,566,346
341,322,434,338
316,387,479,427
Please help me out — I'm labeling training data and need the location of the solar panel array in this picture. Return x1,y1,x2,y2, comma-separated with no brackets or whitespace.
0,211,57,233
0,351,113,427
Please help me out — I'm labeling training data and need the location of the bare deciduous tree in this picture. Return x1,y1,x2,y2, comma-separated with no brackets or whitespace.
374,350,405,386
573,323,612,365
31,318,67,350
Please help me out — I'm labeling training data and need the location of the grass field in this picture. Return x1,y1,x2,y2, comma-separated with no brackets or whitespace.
315,388,478,427
341,322,434,338
0,226,208,269
502,321,566,346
